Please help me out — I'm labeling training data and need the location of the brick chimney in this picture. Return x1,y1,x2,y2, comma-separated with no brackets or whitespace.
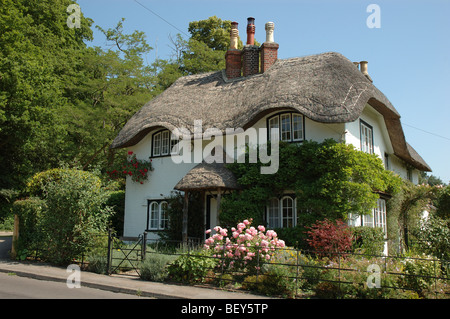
260,21,279,73
225,22,242,79
242,17,259,77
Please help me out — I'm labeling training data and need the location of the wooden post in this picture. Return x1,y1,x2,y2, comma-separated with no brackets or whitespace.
216,189,222,226
182,191,189,245
11,214,19,259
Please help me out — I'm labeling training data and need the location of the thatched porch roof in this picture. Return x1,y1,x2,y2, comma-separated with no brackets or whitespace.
174,161,240,191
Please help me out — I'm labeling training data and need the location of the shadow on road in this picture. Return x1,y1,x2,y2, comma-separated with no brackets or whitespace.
0,233,12,260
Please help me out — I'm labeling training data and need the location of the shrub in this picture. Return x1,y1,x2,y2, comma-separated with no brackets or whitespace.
351,226,385,256
306,219,353,258
316,255,421,299
261,264,299,298
398,253,441,298
203,219,286,274
168,251,218,283
12,197,46,254
27,168,114,265
139,253,177,282
87,255,109,274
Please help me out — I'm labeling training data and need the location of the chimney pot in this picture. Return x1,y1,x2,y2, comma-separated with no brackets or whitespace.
359,61,373,82
246,17,255,45
360,61,368,75
260,21,279,73
265,22,275,43
230,21,239,49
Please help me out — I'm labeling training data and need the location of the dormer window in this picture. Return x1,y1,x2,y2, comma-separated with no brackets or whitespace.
267,112,304,142
152,129,179,157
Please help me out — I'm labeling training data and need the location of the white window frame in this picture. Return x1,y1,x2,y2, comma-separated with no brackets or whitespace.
292,113,304,141
267,112,304,143
280,114,292,141
266,195,296,228
362,198,387,233
360,120,374,154
152,129,175,157
147,200,169,230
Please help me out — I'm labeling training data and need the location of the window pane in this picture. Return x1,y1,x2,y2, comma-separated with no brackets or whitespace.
153,132,161,156
377,199,387,233
292,114,303,141
160,202,168,229
280,114,291,141
268,116,279,141
150,202,159,229
363,212,373,227
282,197,294,228
161,131,170,155
170,132,179,155
267,198,280,228
361,123,373,154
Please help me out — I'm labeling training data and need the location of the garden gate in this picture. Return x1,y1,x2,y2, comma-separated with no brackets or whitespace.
106,230,149,276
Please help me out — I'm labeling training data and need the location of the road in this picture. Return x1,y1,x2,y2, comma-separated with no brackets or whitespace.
0,272,152,299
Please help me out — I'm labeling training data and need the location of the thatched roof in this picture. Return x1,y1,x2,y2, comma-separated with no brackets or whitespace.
111,51,430,171
174,161,240,191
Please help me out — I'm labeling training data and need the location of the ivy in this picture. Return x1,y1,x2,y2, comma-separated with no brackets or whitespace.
220,139,402,246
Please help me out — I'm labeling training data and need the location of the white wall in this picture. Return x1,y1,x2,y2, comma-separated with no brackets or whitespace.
123,132,197,238
123,105,419,238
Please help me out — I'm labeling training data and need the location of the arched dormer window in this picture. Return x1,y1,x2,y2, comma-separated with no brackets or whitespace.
267,112,305,142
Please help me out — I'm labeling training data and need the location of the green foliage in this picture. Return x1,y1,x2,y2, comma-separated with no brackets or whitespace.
12,197,46,252
398,253,442,298
0,0,93,188
351,226,385,256
106,151,153,184
17,168,114,265
387,181,440,254
105,190,125,236
435,185,450,219
158,191,205,242
316,255,420,299
168,251,218,283
139,252,177,282
221,140,402,231
411,214,450,261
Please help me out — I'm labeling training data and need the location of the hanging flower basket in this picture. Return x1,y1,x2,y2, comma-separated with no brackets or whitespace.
107,151,153,184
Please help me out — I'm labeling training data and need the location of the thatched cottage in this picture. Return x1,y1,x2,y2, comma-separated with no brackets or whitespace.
111,18,431,245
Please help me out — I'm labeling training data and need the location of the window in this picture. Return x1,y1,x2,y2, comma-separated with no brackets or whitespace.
147,200,169,230
384,153,390,170
362,198,386,233
266,195,296,228
152,129,179,157
292,114,304,141
360,120,373,154
267,198,280,228
267,112,304,142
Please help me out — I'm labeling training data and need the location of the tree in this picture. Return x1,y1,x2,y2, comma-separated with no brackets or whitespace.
0,0,93,189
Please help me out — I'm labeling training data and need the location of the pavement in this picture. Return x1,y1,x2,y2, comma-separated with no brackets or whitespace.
0,232,271,299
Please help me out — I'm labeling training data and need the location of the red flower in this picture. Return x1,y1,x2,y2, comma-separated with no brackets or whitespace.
128,151,133,155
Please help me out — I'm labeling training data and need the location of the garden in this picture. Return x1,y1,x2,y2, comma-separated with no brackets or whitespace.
83,219,449,299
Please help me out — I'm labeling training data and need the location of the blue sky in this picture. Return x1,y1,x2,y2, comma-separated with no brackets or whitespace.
77,0,450,183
